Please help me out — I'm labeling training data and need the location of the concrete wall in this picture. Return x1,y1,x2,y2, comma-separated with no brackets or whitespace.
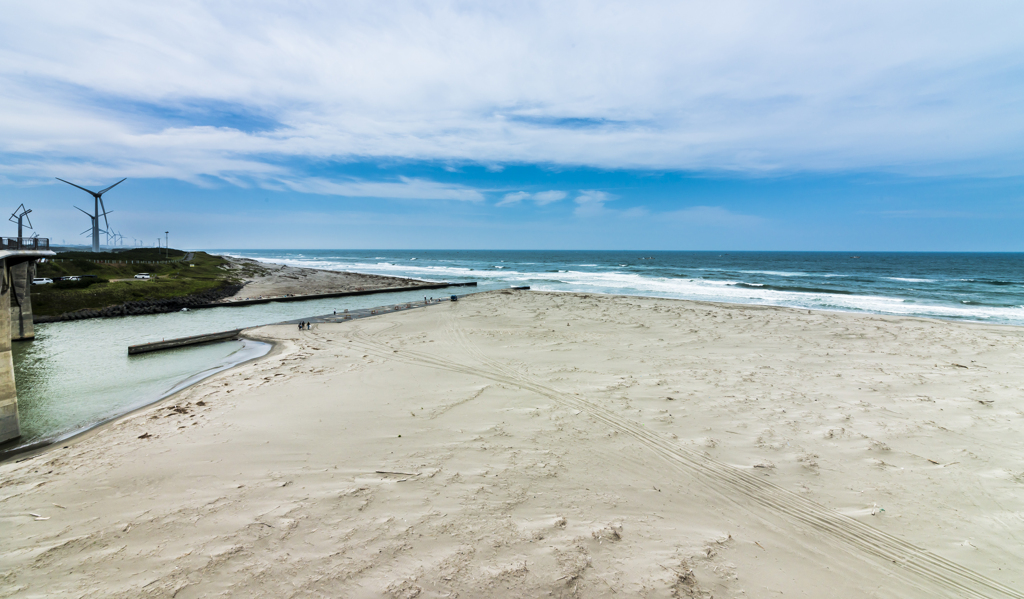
0,257,19,443
10,261,34,341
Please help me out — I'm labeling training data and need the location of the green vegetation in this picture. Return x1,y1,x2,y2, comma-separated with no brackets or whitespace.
50,278,109,291
32,249,237,316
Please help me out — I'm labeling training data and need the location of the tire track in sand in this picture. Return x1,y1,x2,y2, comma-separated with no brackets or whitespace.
311,308,1023,599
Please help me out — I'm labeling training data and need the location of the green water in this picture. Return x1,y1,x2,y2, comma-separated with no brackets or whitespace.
10,287,471,448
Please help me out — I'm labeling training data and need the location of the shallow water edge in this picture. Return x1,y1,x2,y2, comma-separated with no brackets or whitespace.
0,337,272,463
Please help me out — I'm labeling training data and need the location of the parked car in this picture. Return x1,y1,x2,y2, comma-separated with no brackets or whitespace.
62,276,80,282
31,277,53,285
134,273,151,279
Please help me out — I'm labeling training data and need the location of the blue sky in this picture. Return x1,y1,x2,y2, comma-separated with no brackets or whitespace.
1,1,1022,250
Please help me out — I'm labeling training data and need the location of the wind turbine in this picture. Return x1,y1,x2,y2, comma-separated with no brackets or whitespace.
56,177,125,252
9,204,33,239
105,229,123,247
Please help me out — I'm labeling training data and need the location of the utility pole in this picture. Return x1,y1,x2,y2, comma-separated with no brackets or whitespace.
165,231,169,258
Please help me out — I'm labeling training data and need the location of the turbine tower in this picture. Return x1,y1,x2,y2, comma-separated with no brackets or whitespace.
56,177,125,252
9,204,33,239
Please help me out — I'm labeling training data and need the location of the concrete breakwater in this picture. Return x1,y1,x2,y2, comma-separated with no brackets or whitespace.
212,281,477,308
35,281,477,323
128,292,468,355
128,329,244,355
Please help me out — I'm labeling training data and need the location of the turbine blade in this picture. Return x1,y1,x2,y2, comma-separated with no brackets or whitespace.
74,206,92,217
99,198,110,230
56,178,99,196
97,178,126,195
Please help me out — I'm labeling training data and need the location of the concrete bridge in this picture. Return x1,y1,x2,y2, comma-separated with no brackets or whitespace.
0,238,55,444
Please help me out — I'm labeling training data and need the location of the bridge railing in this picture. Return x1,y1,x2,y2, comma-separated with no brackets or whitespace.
0,237,50,251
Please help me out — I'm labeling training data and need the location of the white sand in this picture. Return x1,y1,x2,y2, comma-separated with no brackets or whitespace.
2,291,1023,598
221,256,418,301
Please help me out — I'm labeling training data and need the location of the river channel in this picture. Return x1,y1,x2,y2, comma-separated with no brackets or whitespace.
9,286,480,452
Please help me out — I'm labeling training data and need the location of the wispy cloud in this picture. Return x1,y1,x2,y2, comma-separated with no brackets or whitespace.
534,190,567,205
1,1,1022,182
283,177,485,201
664,206,764,227
574,190,614,216
497,190,566,206
497,191,530,206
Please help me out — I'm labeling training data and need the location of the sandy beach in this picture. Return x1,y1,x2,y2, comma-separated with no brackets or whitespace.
2,291,1023,598
221,256,420,301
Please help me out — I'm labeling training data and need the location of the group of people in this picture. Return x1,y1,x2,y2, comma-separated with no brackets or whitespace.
295,297,453,331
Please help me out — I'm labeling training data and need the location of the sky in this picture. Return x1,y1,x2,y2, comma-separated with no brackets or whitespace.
1,1,1022,251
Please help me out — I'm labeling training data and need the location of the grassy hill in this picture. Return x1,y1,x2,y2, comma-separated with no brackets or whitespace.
31,249,238,317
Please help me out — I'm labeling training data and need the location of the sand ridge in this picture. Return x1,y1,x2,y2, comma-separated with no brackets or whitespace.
221,256,419,301
2,291,1023,597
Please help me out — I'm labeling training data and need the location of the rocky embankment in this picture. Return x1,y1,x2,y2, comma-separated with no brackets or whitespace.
34,283,244,324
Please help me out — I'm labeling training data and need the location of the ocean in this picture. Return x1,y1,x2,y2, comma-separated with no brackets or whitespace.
219,250,1024,327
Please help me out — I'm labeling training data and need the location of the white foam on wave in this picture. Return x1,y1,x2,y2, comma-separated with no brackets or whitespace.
234,254,1024,326
888,277,936,283
740,270,809,277
529,270,1024,324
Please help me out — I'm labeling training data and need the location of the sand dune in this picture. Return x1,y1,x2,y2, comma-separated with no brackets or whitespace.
2,291,1023,598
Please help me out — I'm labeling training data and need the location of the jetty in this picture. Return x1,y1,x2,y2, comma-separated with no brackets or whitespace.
127,294,467,354
205,281,476,308
128,329,245,355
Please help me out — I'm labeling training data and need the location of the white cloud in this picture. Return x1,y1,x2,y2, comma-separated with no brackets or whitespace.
533,190,567,205
497,190,566,206
497,191,531,206
283,177,485,201
2,1,1023,180
574,190,614,216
